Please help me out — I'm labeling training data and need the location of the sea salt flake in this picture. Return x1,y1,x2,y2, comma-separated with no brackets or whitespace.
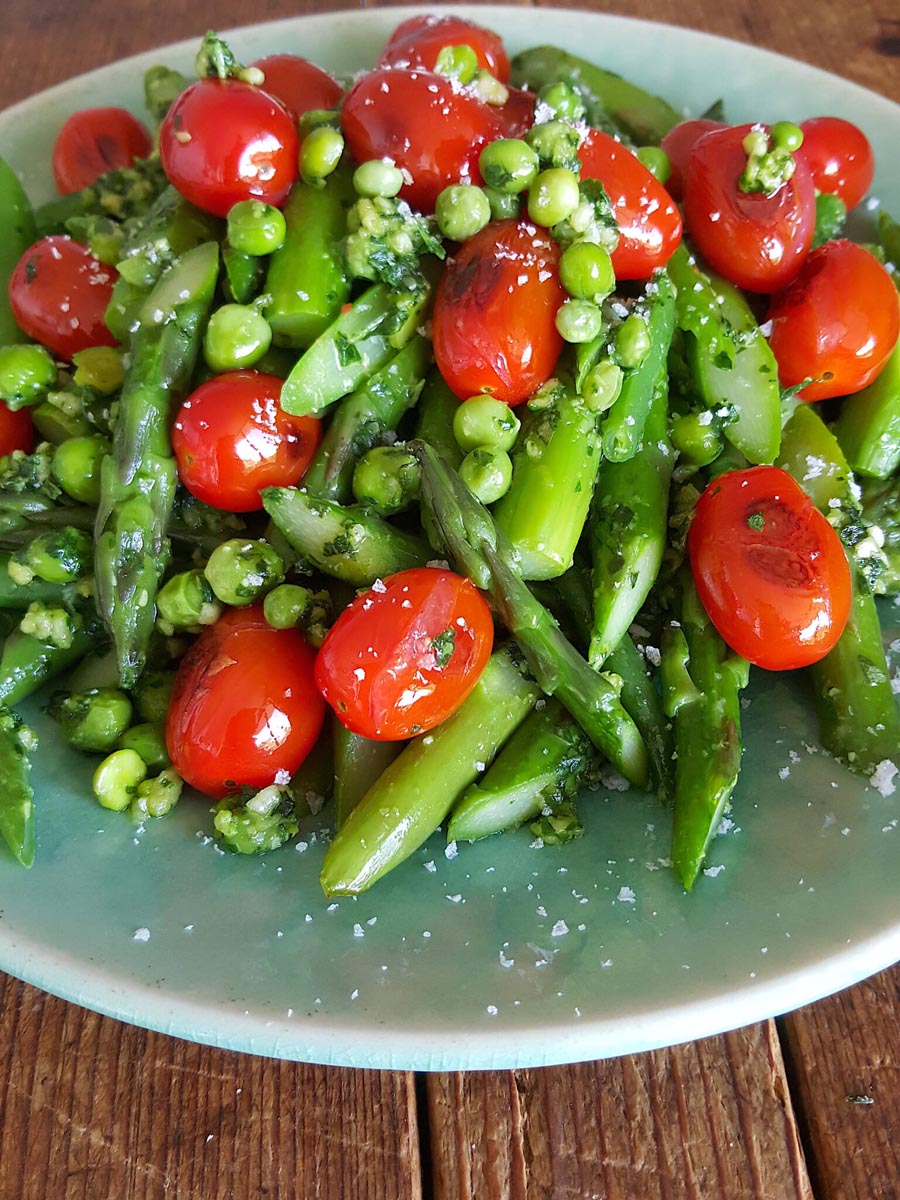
132,927,150,942
616,886,636,904
870,759,899,796
551,920,569,937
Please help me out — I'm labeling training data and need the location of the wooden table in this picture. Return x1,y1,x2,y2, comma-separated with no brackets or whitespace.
1,1,898,1196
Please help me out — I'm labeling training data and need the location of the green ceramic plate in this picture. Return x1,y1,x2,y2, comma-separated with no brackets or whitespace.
0,6,898,1071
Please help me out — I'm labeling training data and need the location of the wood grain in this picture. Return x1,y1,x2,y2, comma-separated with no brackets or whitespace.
427,1021,812,1199
0,975,421,1200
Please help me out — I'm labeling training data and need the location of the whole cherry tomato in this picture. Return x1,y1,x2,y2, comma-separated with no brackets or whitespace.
341,68,501,213
315,567,494,740
497,86,536,139
8,236,118,360
683,123,816,293
52,106,152,194
172,371,321,512
659,117,725,200
159,79,298,217
797,116,875,211
0,404,34,457
250,54,343,122
688,466,852,671
166,604,325,799
378,15,510,81
767,240,900,402
432,218,566,405
578,128,682,279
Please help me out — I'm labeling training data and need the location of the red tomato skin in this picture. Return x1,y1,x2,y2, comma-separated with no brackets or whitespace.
8,236,118,360
166,605,325,799
172,371,321,512
497,86,536,139
767,241,900,402
659,117,725,200
0,404,34,457
159,79,299,217
315,568,494,741
688,466,852,670
432,218,566,406
52,106,153,194
378,15,510,82
683,124,816,293
341,68,501,213
578,128,682,279
250,54,343,122
798,117,875,211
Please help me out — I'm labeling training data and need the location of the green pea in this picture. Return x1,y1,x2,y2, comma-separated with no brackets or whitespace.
581,360,624,413
71,346,125,395
12,528,92,585
770,121,804,153
156,569,221,632
671,412,724,467
51,687,133,754
0,344,57,410
459,446,513,505
118,722,170,771
636,145,672,184
131,767,183,822
93,748,147,812
559,242,615,302
537,82,586,122
263,583,314,630
555,298,604,344
485,187,520,220
527,168,581,228
226,201,287,257
453,396,521,452
435,185,492,241
133,670,175,724
204,538,285,607
353,159,404,199
203,302,273,372
434,44,479,85
352,445,421,515
616,312,652,368
300,125,345,185
526,120,582,171
478,138,540,194
51,435,110,505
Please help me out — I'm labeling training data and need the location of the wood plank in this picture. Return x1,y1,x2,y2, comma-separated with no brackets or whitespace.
427,1021,812,1200
780,965,900,1200
0,973,421,1200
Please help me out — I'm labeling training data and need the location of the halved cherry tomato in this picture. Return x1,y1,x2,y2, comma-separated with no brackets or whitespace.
767,240,900,402
8,236,118,360
432,218,566,405
797,117,875,211
578,128,682,279
683,123,816,293
167,604,325,799
159,78,298,217
250,54,343,122
172,370,321,512
659,117,725,200
341,68,501,213
315,568,494,740
378,14,510,81
52,106,152,194
0,404,34,457
688,466,852,671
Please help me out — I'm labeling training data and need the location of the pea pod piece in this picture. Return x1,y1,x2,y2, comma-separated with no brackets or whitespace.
333,721,402,828
0,157,37,344
835,339,900,480
0,621,96,708
0,707,35,867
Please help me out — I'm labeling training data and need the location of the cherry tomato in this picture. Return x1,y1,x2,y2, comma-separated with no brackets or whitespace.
173,371,321,512
0,404,34,457
8,236,118,360
578,128,682,279
159,78,298,218
378,15,510,81
341,68,501,213
797,116,875,211
659,117,725,200
496,86,536,139
688,466,852,671
315,568,494,740
767,240,900,402
52,106,152,194
683,123,816,293
250,54,343,122
432,218,566,405
167,605,325,799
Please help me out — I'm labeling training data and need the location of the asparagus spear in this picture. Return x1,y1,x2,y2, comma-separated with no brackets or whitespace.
493,378,603,580
448,699,592,842
95,241,219,688
333,721,402,828
414,441,650,787
320,645,540,895
0,707,36,868
835,339,900,479
861,477,900,595
0,618,97,707
0,156,37,344
662,574,749,889
414,370,464,551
